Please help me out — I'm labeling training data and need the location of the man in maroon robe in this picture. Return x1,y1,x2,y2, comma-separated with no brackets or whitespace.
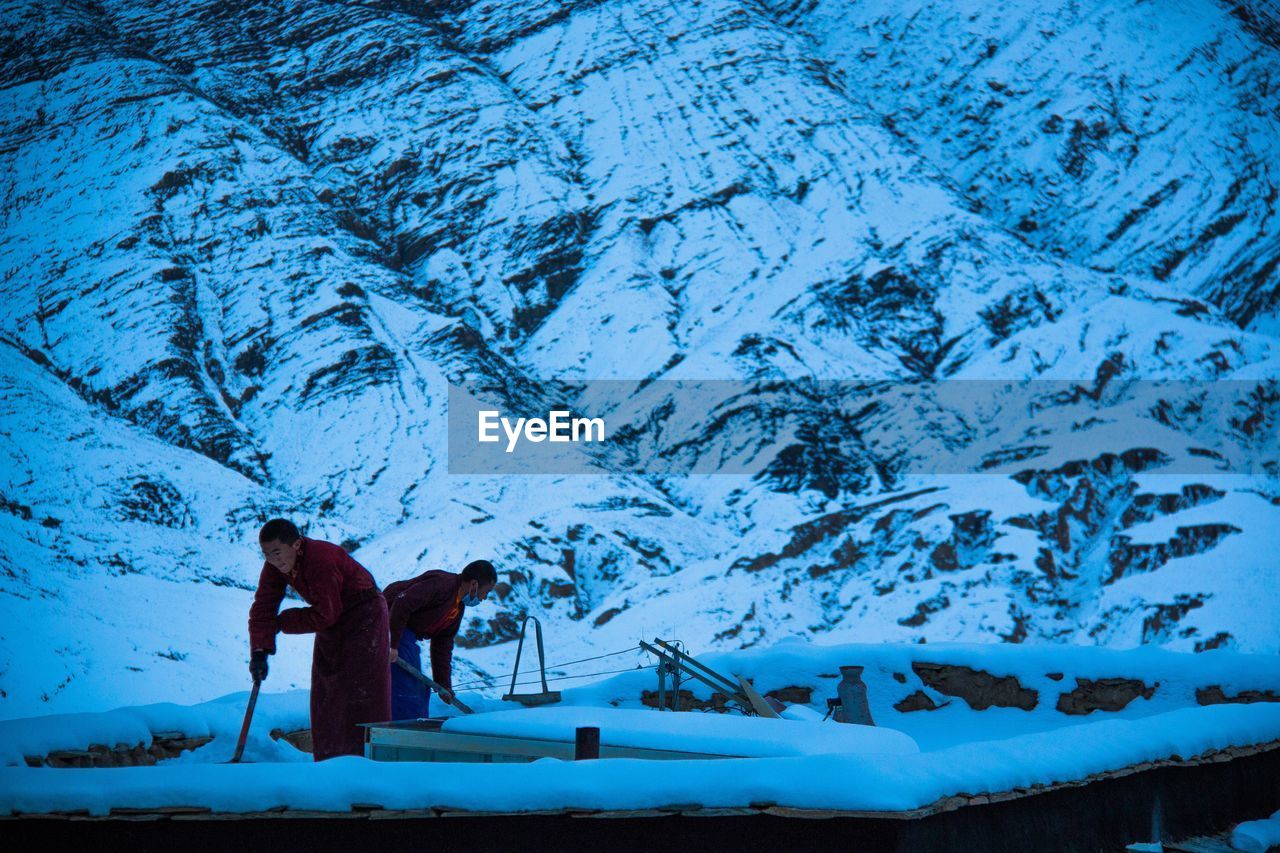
248,518,391,760
384,560,497,719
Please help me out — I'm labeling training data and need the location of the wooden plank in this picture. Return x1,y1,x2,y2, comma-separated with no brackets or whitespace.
737,676,782,719
109,806,211,816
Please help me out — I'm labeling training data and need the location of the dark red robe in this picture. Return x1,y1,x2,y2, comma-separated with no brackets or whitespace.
383,570,465,690
248,537,390,760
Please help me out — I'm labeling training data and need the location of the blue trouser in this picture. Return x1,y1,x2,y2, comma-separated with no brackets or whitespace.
390,629,432,720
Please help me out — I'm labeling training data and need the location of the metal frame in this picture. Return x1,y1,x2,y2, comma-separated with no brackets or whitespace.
640,638,755,714
503,615,562,706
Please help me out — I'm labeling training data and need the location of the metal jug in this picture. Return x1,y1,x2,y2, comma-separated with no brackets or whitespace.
834,665,875,726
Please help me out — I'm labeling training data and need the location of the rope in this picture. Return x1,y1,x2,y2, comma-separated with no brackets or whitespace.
451,646,643,689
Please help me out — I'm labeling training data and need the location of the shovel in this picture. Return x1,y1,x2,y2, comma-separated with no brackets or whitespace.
394,658,475,714
228,678,261,763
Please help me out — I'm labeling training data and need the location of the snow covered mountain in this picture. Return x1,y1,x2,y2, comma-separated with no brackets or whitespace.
1,0,1277,719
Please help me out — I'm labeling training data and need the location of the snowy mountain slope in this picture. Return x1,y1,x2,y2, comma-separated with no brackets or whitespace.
0,0,455,534
761,0,1280,331
561,444,1280,656
0,0,718,526
0,332,734,715
0,338,309,712
0,0,1277,718
97,0,594,346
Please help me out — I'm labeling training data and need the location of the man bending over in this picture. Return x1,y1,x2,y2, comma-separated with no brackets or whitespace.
385,559,497,718
248,519,391,759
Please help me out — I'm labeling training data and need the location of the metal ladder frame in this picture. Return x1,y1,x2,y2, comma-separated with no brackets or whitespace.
502,615,562,706
640,638,756,714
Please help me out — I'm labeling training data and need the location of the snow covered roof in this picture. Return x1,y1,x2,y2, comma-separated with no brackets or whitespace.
437,706,920,758
1,703,1276,819
2,642,1278,819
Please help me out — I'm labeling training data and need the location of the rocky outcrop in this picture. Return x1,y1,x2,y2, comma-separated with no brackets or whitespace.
1055,678,1157,715
1196,686,1280,706
640,689,730,713
762,0,1280,329
640,684,811,712
911,663,1038,711
893,690,940,713
929,510,995,572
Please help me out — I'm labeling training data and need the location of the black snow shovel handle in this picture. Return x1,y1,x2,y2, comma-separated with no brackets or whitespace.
230,678,261,763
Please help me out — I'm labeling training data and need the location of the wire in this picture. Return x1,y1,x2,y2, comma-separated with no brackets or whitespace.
488,664,648,689
545,646,643,671
451,646,643,689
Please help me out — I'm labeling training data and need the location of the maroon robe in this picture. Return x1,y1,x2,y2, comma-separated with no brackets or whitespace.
383,570,465,690
248,537,390,760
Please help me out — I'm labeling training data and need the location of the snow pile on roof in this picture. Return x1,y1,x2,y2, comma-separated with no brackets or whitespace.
0,690,310,767
554,640,1280,751
4,640,1277,766
1232,809,1280,853
0,702,1276,817
441,706,920,757
0,641,1278,817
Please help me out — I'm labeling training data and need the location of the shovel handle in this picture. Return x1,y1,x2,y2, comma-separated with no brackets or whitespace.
394,658,474,714
229,678,261,763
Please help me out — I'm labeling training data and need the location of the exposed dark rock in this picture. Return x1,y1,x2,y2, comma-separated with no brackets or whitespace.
0,494,33,520
765,685,813,704
713,603,757,642
1141,595,1206,643
298,345,397,404
929,510,994,571
1196,685,1280,706
1109,524,1241,583
1055,677,1156,715
898,594,950,627
640,689,730,713
593,606,623,626
456,609,525,648
893,690,939,712
911,662,1038,711
979,286,1058,342
732,487,943,573
116,476,190,528
1107,179,1182,243
1194,632,1233,652
1119,484,1225,528
755,426,873,500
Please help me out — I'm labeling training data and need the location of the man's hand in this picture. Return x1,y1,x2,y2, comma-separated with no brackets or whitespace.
249,649,269,682
389,647,398,664
437,687,455,707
